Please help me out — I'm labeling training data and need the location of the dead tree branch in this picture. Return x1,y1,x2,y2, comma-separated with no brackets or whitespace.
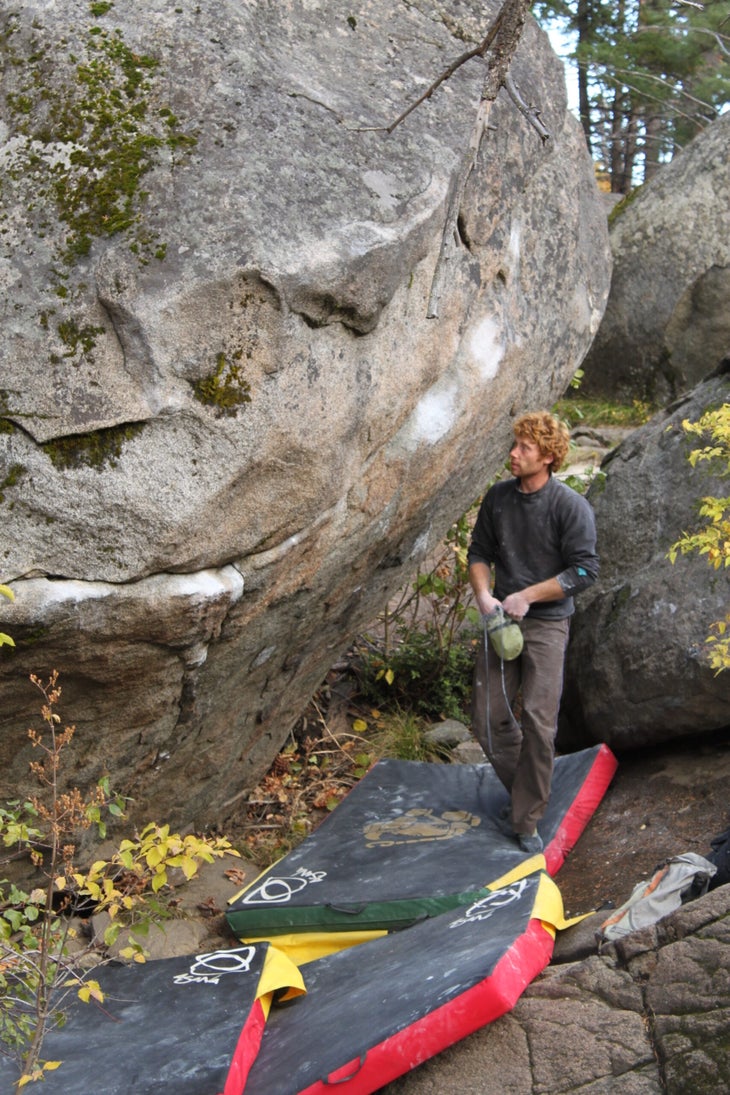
504,74,550,143
385,12,505,135
426,0,538,318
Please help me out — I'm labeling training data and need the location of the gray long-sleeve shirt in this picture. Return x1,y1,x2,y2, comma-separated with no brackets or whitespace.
467,475,599,619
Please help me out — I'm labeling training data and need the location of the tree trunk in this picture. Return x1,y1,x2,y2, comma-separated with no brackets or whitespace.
609,86,624,192
643,109,664,183
575,0,592,153
620,107,639,192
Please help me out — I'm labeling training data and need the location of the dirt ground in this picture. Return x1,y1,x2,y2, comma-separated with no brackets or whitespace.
553,726,730,918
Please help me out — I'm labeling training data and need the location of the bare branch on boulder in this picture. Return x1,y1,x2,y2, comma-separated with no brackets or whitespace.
504,74,550,143
427,0,543,318
384,16,504,135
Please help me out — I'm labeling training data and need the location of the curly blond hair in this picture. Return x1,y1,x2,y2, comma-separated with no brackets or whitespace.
513,412,570,473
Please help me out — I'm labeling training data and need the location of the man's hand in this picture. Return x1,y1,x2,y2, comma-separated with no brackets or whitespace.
478,594,502,617
502,591,531,620
469,560,501,618
503,577,566,620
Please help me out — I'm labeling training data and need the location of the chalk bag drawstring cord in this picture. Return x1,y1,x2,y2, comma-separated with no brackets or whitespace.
482,608,521,756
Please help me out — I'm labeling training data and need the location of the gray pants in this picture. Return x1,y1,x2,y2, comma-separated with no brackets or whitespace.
471,616,570,835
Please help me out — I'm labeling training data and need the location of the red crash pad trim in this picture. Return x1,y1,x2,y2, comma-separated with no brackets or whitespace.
544,743,618,875
221,997,266,1095
295,918,553,1095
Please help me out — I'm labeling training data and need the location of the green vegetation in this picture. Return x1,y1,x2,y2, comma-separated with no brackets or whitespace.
669,404,730,673
41,423,144,471
356,509,480,722
2,10,197,371
0,671,238,1090
3,21,195,268
553,396,653,429
0,464,25,506
364,708,450,763
533,1,730,193
193,352,252,415
56,319,105,357
357,629,477,723
607,184,645,226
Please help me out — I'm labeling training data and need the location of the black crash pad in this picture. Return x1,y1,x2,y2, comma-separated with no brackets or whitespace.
227,744,617,938
243,870,565,1094
0,942,303,1095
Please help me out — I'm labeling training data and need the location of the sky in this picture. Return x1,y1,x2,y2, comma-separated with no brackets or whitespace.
546,23,580,115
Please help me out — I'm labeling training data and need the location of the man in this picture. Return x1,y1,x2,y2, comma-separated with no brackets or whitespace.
468,411,599,854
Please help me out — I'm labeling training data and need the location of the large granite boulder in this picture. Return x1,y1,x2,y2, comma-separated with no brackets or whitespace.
0,0,610,830
580,112,730,404
559,369,729,753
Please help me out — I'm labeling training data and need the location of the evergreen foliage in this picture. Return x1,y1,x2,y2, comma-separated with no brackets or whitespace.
533,0,730,191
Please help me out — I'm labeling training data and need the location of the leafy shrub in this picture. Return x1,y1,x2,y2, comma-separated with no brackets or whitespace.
358,626,477,721
1,671,238,1089
669,404,730,673
355,511,479,721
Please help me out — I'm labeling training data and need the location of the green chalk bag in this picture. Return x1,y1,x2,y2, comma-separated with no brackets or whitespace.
484,607,524,661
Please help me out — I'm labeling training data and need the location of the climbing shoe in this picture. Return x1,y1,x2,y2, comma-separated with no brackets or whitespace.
518,831,544,855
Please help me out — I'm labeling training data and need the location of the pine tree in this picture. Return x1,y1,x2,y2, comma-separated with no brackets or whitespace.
534,0,730,191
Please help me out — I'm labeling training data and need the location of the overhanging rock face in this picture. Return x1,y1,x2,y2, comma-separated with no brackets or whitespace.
0,0,610,828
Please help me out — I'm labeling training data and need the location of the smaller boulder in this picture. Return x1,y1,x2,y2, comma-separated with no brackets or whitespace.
559,368,729,752
581,112,730,404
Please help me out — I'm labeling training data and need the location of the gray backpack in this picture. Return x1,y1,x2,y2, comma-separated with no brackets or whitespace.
598,852,717,942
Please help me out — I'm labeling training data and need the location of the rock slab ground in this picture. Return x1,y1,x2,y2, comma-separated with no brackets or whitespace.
382,732,730,1094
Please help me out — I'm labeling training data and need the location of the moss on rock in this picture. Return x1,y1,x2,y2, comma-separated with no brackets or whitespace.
1,8,197,367
41,422,144,471
193,353,252,417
